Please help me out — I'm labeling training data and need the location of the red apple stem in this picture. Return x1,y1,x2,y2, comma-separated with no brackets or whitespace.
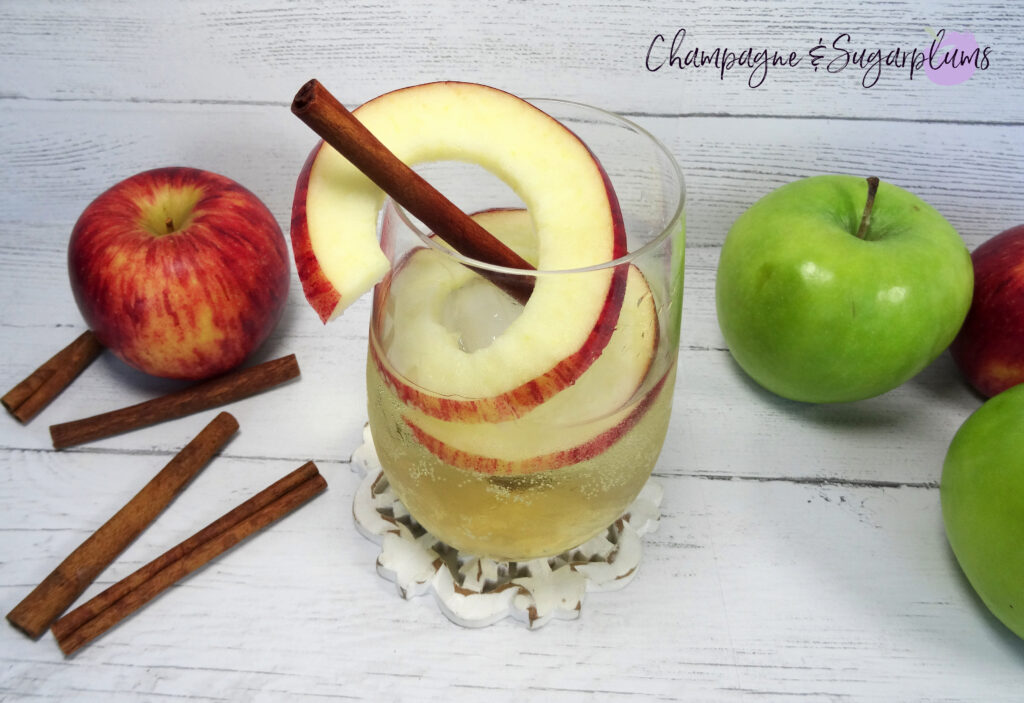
165,217,174,234
855,176,880,240
290,79,534,304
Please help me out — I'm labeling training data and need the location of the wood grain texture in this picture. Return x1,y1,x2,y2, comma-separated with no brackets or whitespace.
1,0,1023,700
3,102,1021,250
2,1,1022,122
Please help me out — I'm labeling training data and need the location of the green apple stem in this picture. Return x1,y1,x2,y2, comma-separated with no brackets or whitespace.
855,176,880,240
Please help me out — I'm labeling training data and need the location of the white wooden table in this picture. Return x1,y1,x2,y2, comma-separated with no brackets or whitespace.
2,1,1022,700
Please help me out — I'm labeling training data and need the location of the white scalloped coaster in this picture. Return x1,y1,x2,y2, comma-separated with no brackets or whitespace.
350,425,662,628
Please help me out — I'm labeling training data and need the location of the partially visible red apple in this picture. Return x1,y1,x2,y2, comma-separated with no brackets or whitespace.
68,167,290,380
950,224,1024,397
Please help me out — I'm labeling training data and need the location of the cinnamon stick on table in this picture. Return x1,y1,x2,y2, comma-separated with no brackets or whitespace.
291,79,535,304
2,330,103,423
52,461,328,656
49,354,300,449
6,411,239,639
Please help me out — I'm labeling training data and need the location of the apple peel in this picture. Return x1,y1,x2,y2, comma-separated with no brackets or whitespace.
290,81,626,322
371,204,633,422
405,369,670,476
394,240,661,472
296,83,630,420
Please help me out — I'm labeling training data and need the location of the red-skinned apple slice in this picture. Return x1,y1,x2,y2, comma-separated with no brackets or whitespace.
463,208,539,268
393,208,663,475
405,369,670,476
291,82,625,320
293,82,628,421
381,208,657,421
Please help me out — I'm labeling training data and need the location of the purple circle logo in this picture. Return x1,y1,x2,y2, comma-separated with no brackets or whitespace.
925,28,979,86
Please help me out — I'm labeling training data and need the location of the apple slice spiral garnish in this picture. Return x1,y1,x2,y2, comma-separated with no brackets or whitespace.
291,79,534,311
392,208,665,475
291,81,629,421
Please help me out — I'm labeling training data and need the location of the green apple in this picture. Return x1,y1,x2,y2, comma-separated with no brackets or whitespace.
715,175,973,403
941,383,1024,640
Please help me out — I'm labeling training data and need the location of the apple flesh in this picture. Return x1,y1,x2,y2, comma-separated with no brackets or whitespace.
949,224,1024,397
941,383,1024,640
291,81,626,322
295,82,628,421
405,370,670,475
379,207,661,473
375,244,632,422
715,175,973,403
68,167,290,380
382,211,659,425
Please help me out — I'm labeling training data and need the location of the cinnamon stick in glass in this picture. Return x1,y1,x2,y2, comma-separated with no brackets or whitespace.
6,411,239,639
2,330,103,423
291,79,534,304
52,461,327,656
49,354,299,449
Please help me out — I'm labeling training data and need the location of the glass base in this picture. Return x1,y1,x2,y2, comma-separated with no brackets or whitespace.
351,425,663,629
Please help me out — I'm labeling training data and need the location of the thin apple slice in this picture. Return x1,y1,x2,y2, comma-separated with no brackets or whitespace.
295,82,628,421
394,209,661,475
292,81,625,321
372,205,634,422
467,208,540,265
394,208,658,426
291,146,350,320
526,263,659,425
404,369,671,476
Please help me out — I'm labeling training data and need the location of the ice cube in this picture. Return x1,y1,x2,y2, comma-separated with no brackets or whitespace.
441,278,524,353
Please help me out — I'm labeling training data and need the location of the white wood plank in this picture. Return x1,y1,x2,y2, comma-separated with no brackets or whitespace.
1,456,1021,700
3,102,1020,250
2,1,1021,122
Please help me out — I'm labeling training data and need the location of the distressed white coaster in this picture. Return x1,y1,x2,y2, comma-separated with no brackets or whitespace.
351,425,662,628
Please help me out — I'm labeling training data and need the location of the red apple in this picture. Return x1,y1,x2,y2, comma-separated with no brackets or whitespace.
291,82,626,324
68,167,290,380
950,224,1024,397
